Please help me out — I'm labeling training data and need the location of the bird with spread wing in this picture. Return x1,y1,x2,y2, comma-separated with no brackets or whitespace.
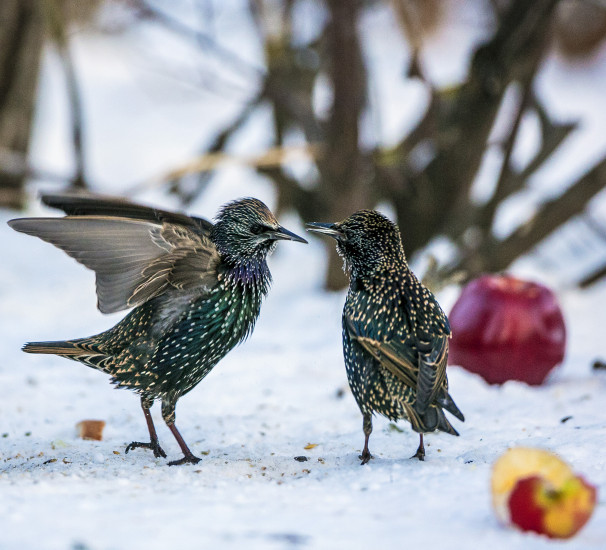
9,193,307,465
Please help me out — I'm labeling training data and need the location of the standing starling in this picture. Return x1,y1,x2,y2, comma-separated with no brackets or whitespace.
307,210,464,464
9,194,307,465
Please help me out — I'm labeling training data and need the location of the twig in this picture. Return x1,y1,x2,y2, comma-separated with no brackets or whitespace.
390,0,428,79
173,93,264,205
133,0,265,80
581,265,606,288
583,212,606,241
475,66,537,232
518,96,578,182
482,157,606,272
41,0,87,189
124,143,323,196
0,147,75,185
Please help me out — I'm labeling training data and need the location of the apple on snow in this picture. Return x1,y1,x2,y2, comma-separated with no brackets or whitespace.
448,274,566,385
492,447,597,539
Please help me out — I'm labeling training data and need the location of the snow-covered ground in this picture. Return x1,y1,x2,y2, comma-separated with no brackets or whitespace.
1,203,605,550
2,2,606,548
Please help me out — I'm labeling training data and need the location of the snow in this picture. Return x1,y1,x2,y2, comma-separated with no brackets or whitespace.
2,2,606,548
2,203,605,550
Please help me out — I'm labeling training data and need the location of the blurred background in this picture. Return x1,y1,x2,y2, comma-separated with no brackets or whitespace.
2,0,606,290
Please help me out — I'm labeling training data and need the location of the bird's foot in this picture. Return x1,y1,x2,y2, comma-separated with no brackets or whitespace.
167,453,202,467
125,440,167,459
410,447,425,461
359,449,373,465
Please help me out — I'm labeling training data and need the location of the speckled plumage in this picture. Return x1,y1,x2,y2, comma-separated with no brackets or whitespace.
9,194,306,465
307,210,464,464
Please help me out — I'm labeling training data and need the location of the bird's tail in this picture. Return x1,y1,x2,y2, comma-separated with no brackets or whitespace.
434,408,460,436
409,387,465,436
436,389,465,422
22,339,110,372
403,402,461,436
23,340,86,356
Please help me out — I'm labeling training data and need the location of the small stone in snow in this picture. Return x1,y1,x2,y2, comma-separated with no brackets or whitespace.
592,359,606,370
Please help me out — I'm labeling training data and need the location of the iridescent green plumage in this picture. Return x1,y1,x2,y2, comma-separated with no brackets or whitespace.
9,194,306,465
308,210,463,464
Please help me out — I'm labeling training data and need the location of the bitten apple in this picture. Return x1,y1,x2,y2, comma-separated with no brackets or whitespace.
448,275,566,385
492,447,597,539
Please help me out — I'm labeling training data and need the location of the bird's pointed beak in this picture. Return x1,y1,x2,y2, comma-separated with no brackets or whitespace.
268,225,308,244
306,222,344,240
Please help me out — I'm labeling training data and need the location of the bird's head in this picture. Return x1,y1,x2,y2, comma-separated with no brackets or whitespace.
212,198,307,264
307,210,404,277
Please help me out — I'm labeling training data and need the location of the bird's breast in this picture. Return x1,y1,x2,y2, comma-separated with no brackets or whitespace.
149,280,266,395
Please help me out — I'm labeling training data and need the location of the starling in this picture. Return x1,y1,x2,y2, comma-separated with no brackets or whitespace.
307,210,464,464
9,193,307,465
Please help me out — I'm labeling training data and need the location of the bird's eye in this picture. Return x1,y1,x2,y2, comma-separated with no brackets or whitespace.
250,223,267,235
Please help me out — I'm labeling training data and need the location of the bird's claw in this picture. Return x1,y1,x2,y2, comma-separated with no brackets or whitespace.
167,453,202,467
359,450,373,465
125,440,167,459
410,448,425,461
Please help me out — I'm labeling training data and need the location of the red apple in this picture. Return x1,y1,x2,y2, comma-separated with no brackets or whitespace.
492,447,597,539
508,475,597,539
448,275,566,385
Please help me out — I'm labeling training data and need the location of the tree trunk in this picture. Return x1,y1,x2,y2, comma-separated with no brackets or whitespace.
0,0,44,209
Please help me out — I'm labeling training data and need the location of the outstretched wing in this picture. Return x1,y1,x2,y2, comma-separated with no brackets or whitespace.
40,192,214,235
8,194,220,314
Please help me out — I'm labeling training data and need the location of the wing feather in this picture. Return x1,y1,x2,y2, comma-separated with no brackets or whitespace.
40,193,213,235
345,315,463,423
411,336,448,415
345,316,418,389
9,212,220,314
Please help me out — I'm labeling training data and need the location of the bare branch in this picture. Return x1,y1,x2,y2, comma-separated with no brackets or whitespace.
0,147,76,186
131,0,265,80
475,68,537,233
170,91,265,205
517,96,578,182
41,0,88,189
124,143,322,196
579,264,606,288
387,0,559,257
479,157,606,272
